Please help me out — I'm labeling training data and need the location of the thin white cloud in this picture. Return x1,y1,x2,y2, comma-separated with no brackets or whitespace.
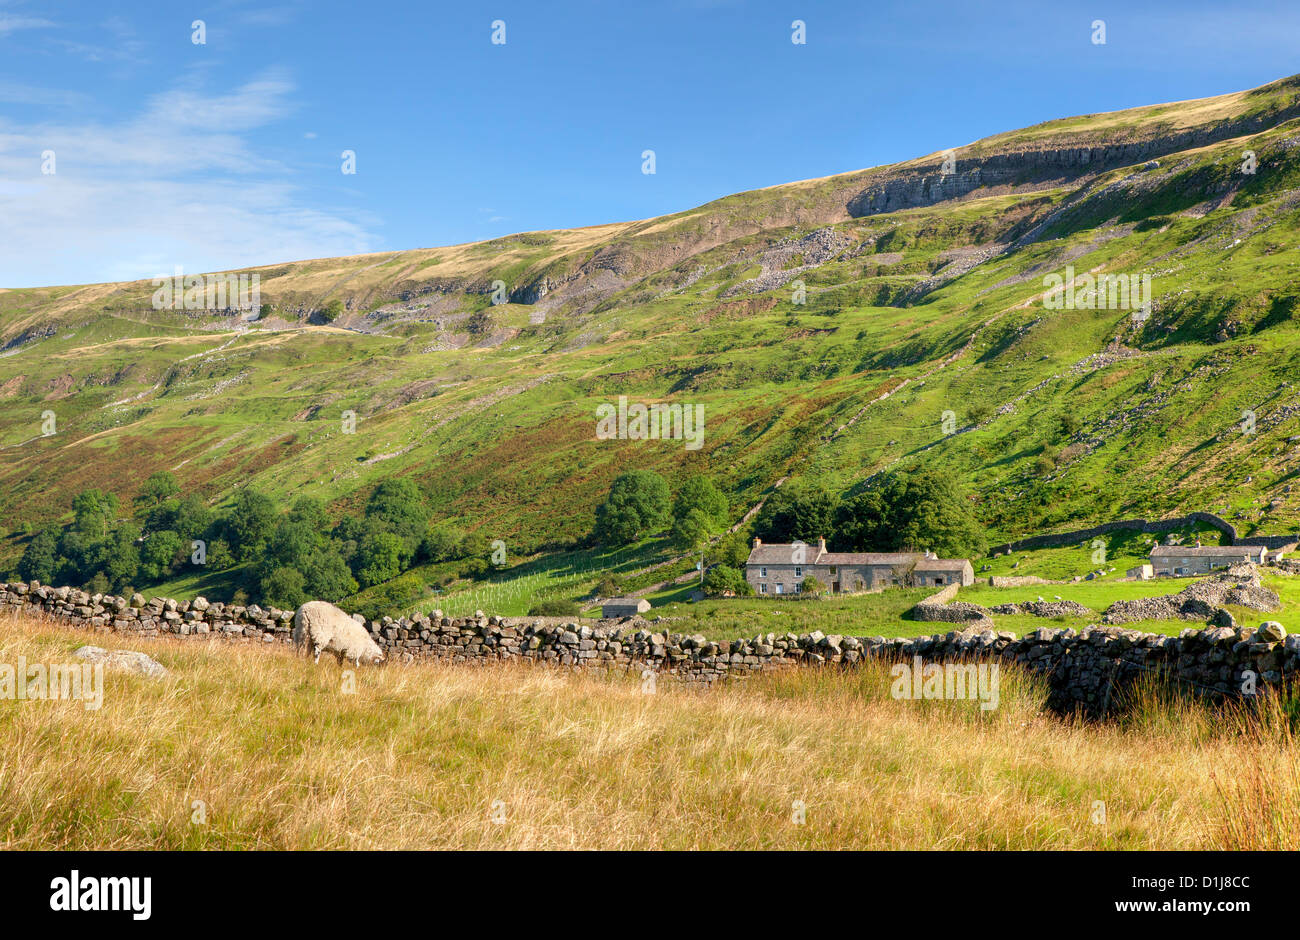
0,81,88,108
0,70,382,287
0,14,54,37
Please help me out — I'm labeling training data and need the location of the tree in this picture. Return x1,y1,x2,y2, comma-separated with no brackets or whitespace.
266,518,320,572
354,531,407,588
421,523,465,562
672,476,728,528
712,531,753,569
287,495,329,531
170,494,213,541
101,525,141,593
834,489,891,554
702,564,750,596
136,471,179,514
139,530,184,581
800,575,827,596
458,531,489,560
225,488,276,562
261,566,308,609
17,530,57,583
365,478,427,554
593,470,671,545
670,507,714,552
304,548,359,602
752,480,835,544
332,514,367,565
836,469,986,559
56,528,102,584
204,538,235,571
71,489,120,539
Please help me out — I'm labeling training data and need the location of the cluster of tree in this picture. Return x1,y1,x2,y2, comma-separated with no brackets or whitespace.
587,467,983,598
592,470,729,550
697,469,985,598
15,478,222,598
14,472,494,609
751,469,987,559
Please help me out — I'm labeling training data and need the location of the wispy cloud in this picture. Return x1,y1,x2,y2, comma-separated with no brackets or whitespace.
0,70,381,287
0,81,89,108
0,14,55,37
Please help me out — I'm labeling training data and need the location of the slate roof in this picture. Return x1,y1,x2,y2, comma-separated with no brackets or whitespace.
913,557,972,572
745,544,970,569
1149,545,1265,558
603,597,650,607
745,544,921,566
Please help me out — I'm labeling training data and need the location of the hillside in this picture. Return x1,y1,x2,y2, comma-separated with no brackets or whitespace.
5,73,1300,607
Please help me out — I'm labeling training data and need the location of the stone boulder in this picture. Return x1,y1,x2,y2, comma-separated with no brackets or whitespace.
73,646,168,679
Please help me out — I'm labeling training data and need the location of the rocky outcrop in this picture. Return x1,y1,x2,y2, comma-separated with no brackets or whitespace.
847,96,1300,220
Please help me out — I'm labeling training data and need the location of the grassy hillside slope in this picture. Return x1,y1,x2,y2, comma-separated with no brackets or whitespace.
5,74,1300,607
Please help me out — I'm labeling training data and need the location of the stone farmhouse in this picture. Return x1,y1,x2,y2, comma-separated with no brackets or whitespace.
1149,543,1267,577
745,537,973,595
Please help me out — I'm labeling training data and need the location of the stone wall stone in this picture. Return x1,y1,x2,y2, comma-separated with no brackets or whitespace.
0,579,1295,717
988,512,1240,556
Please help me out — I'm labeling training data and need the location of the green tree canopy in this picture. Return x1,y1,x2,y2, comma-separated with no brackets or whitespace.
421,523,465,562
672,475,728,528
224,488,277,563
593,470,671,546
139,529,184,581
702,564,751,597
752,480,835,544
670,507,714,552
365,478,427,552
354,531,408,588
835,469,986,558
261,566,308,609
101,525,141,593
71,489,120,539
17,529,58,583
136,471,179,511
304,548,359,602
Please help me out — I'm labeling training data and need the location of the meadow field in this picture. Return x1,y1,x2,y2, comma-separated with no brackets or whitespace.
1,612,1295,850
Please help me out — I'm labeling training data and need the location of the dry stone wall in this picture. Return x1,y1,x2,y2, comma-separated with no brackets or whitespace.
1,579,1296,716
988,512,1238,556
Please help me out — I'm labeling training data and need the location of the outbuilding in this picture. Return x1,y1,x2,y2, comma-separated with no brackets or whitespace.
602,597,651,618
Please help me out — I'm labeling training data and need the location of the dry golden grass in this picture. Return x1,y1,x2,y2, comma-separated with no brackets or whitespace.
0,612,1296,850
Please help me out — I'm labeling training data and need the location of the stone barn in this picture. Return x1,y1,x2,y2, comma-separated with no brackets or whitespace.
602,597,651,618
1149,544,1266,577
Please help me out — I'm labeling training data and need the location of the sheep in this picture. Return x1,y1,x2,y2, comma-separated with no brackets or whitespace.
292,601,385,666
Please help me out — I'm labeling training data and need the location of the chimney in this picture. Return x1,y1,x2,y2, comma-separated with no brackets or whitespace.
817,535,826,554
753,537,762,548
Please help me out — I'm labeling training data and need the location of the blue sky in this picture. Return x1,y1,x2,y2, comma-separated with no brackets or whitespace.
1,0,1298,287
